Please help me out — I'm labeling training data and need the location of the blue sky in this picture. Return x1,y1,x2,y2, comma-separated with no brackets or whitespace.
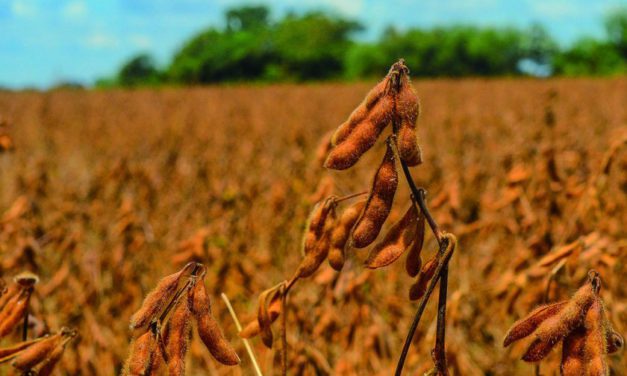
1,0,625,89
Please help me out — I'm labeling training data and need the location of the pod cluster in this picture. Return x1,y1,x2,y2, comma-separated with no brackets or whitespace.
325,59,422,171
240,195,362,346
239,194,371,347
503,271,623,375
125,262,239,376
0,273,77,375
0,327,77,375
322,59,425,267
0,273,37,339
239,286,282,345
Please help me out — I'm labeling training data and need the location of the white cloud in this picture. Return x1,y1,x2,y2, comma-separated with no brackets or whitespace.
84,32,118,49
11,0,37,17
63,1,87,19
129,34,152,49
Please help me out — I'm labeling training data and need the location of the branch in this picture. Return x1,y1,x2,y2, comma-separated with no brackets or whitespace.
387,136,442,244
433,264,449,374
394,237,453,375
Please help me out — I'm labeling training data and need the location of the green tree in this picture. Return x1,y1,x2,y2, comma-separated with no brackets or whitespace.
167,6,275,83
117,53,160,87
344,42,390,79
522,23,558,65
167,27,274,83
553,38,625,75
226,6,269,32
605,7,627,57
272,12,362,80
347,25,534,78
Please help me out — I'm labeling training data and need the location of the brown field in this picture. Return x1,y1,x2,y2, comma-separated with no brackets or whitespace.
0,78,625,375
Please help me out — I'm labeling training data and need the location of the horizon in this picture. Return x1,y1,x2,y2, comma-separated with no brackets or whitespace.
1,0,626,89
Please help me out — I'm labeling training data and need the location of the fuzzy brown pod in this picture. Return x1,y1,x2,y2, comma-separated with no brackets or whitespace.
297,204,337,278
328,199,367,271
164,295,192,376
365,203,418,269
0,282,11,308
125,326,161,376
240,292,282,339
190,270,240,365
521,274,599,362
560,325,587,376
561,299,607,375
11,330,63,371
325,100,394,170
29,338,70,376
0,286,33,338
409,256,438,301
503,271,622,368
331,78,390,146
394,73,422,166
23,328,76,375
405,209,426,277
302,197,337,256
257,289,274,348
0,338,43,359
0,284,21,319
325,76,395,171
352,141,398,248
503,301,568,347
129,262,196,334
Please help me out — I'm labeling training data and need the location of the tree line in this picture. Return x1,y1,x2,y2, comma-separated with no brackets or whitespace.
98,6,627,87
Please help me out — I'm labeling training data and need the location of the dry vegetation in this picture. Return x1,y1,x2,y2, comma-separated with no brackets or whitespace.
0,75,625,375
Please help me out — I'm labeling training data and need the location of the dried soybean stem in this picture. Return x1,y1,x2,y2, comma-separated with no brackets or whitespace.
395,237,453,376
387,74,452,375
433,264,449,374
221,293,263,376
399,157,442,243
388,136,443,243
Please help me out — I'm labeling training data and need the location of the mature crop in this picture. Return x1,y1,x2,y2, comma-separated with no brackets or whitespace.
504,271,623,375
0,69,625,374
124,262,239,375
0,273,77,374
239,60,461,375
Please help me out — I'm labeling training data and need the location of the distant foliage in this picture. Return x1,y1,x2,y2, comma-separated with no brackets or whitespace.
553,38,625,76
117,54,161,87
553,8,627,76
102,5,627,87
345,25,555,78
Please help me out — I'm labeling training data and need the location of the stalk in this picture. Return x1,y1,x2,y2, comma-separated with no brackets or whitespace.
390,119,453,375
